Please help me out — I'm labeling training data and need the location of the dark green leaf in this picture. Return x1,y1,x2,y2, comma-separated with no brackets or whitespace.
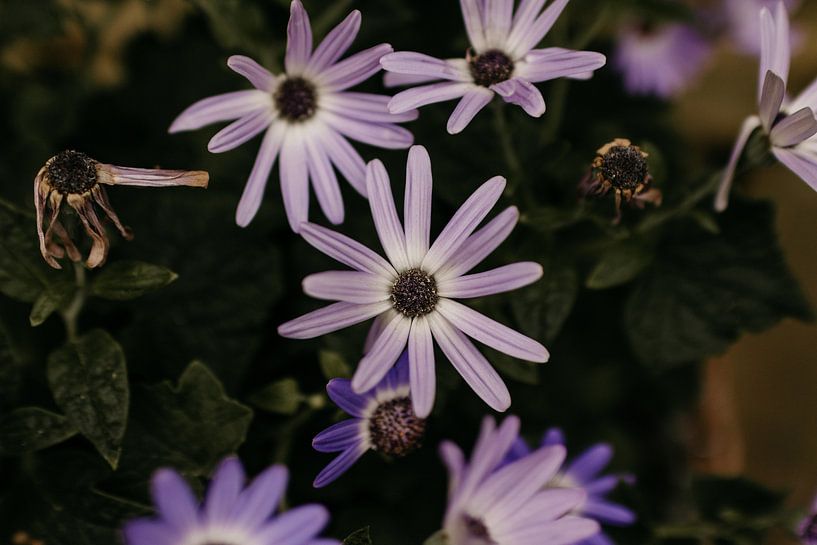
0,198,53,302
0,407,77,455
248,377,303,414
492,351,540,385
344,527,373,545
511,254,578,343
693,475,786,522
29,279,75,326
586,241,653,290
319,349,352,380
90,260,178,301
47,330,129,468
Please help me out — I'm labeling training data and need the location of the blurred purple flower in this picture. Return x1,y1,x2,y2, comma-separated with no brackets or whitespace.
169,0,416,231
123,457,338,545
798,494,817,544
613,23,711,98
715,1,817,211
724,0,800,54
312,351,426,488
438,416,600,545
380,0,606,134
278,145,548,417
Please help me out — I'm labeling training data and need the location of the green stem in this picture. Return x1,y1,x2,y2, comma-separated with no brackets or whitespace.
492,101,523,197
61,262,87,342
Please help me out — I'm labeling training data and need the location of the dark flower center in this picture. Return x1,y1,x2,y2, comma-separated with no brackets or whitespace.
598,145,648,190
368,397,426,457
274,77,318,122
469,49,514,87
801,514,817,542
463,515,497,545
391,269,438,318
46,150,98,195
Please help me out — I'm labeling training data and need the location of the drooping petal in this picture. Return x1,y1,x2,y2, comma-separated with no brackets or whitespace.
302,270,391,303
320,127,368,197
205,456,246,523
319,44,393,91
324,113,414,150
492,78,546,117
437,262,543,298
207,109,273,153
300,222,396,277
770,107,817,148
408,316,436,418
352,312,411,393
168,90,270,133
285,0,313,74
759,71,786,133
447,87,494,134
98,166,209,188
714,115,762,212
278,301,391,339
380,52,471,82
227,55,276,92
308,10,361,73
313,420,367,453
150,469,199,531
404,145,433,265
255,505,329,544
236,123,286,227
506,0,570,59
326,378,373,417
460,0,487,51
518,48,606,83
388,82,474,114
313,444,368,488
773,146,817,191
366,160,410,270
305,136,344,225
322,92,419,123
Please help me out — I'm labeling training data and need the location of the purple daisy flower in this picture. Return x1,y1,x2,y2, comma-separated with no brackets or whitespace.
438,416,600,545
724,0,800,54
715,1,817,211
379,0,606,134
123,456,338,545
613,23,711,99
278,145,548,417
798,493,817,544
312,351,426,488
169,0,416,231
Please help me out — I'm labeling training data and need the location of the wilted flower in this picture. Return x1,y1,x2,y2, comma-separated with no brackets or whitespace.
169,0,415,231
437,416,600,545
613,23,711,98
312,351,426,488
724,0,800,54
34,150,208,269
798,494,817,544
579,138,662,224
123,456,338,545
279,145,548,417
380,0,606,134
715,2,817,212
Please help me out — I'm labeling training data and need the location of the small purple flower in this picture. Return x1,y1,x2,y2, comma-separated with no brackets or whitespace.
715,1,817,211
798,494,817,544
312,351,426,488
380,0,606,134
123,457,338,545
724,0,800,54
278,145,548,417
613,23,711,99
438,416,600,545
169,0,416,231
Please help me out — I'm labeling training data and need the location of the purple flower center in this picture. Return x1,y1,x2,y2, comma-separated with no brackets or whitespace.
469,49,514,87
46,150,98,195
391,268,438,318
368,397,426,457
274,77,318,122
598,145,648,191
463,515,497,545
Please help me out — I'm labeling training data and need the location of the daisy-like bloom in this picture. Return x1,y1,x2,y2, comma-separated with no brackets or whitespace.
169,0,415,231
715,1,817,212
724,0,800,54
123,456,338,545
613,23,711,99
579,138,662,224
505,428,636,545
379,0,606,134
312,351,426,488
438,416,600,545
278,145,548,417
798,493,817,544
34,150,208,269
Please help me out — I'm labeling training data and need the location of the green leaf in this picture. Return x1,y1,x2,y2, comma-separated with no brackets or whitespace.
586,241,653,290
0,407,77,455
90,260,178,301
492,351,540,385
0,318,25,408
29,279,75,326
248,378,303,414
47,330,129,468
343,527,373,545
319,349,352,380
0,198,53,302
511,254,578,343
625,200,813,368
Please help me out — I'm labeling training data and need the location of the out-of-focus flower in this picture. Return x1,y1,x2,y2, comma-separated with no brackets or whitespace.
613,23,711,98
380,0,606,134
278,145,548,417
438,416,600,545
169,0,415,231
579,138,662,224
123,457,338,545
34,150,208,269
312,351,425,488
798,494,817,544
724,0,800,54
715,2,817,211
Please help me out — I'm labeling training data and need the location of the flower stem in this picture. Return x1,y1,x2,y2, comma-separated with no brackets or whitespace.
492,101,523,197
61,262,87,343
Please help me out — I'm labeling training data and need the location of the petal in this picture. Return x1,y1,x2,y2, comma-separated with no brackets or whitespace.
231,464,288,527
205,457,246,523
581,499,637,526
302,270,391,303
506,0,570,59
150,469,198,531
207,108,272,153
352,312,411,393
388,82,474,114
300,222,396,277
322,92,419,123
285,0,313,73
280,131,310,232
500,488,586,530
324,113,414,150
484,0,513,48
380,52,470,82
278,301,391,339
422,176,506,275
320,128,367,196
313,419,366,453
714,115,762,212
447,87,494,134
517,48,606,83
380,348,411,393
98,166,209,188
408,316,436,418
123,520,177,545
498,515,600,545
227,55,275,91
364,311,394,354
384,71,444,88
437,262,543,298
255,505,329,544
770,107,817,148
168,90,269,133
308,10,361,73
236,123,286,227
440,441,465,499
319,44,393,91
313,444,368,488
541,427,565,446
326,378,372,417
460,0,487,51
566,444,613,483
492,78,546,117
366,159,410,270
427,313,511,412
759,70,785,133
404,145,433,266
790,76,817,113
773,146,817,192
305,136,344,225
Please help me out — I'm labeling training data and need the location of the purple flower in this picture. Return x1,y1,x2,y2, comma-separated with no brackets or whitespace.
798,494,817,544
715,1,817,211
438,416,600,545
312,351,426,488
278,145,548,417
379,0,606,134
724,0,800,54
123,457,338,545
169,0,416,231
613,23,711,99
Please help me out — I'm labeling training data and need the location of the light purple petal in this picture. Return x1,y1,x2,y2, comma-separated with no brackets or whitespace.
501,488,586,529
323,92,419,123
460,0,487,51
305,137,344,225
581,532,617,545
324,113,414,150
150,469,198,531
300,222,396,277
566,444,613,483
499,515,600,545
422,176,506,275
715,115,762,212
168,90,269,133
366,160,410,270
207,108,272,153
380,349,411,392
326,378,372,417
303,270,391,303
437,262,543,298
758,3,790,99
584,475,621,495
511,0,547,30
319,44,393,91
770,107,817,147
313,444,368,488
313,419,366,453
518,48,606,83
408,317,436,418
388,82,474,114
759,70,785,132
278,301,391,339
436,298,549,362
507,0,570,58
352,313,411,393
440,440,465,499
205,457,245,523
427,313,511,412
405,145,433,265
231,464,288,527
236,123,286,227
773,146,817,191
790,76,817,112
384,71,443,88
581,499,637,526
279,132,310,232
320,128,367,197
285,0,313,73
542,427,565,446
123,519,177,545
255,505,329,544
227,55,275,92
381,52,470,82
307,10,361,73
492,78,546,117
364,311,394,354
484,0,513,48
447,87,494,134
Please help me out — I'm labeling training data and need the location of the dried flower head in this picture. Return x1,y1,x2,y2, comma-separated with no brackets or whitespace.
34,150,208,269
580,138,662,224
